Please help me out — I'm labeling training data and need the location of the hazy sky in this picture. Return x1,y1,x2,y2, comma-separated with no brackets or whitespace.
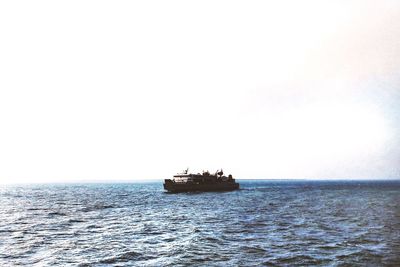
1,1,399,183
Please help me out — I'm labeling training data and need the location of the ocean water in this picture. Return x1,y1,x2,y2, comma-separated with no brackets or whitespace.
0,180,399,266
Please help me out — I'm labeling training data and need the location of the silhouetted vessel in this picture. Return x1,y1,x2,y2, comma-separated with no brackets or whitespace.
164,169,239,193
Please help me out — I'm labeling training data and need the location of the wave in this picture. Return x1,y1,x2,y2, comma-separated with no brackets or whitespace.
98,251,154,264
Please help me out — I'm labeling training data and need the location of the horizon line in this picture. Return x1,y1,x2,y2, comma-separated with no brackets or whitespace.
1,177,399,186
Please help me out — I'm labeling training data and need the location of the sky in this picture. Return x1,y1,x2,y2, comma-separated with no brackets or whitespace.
0,1,399,183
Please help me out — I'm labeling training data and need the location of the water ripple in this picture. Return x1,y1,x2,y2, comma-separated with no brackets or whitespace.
0,180,400,266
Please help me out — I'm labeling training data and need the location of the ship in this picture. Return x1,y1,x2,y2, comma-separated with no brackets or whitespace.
163,169,240,193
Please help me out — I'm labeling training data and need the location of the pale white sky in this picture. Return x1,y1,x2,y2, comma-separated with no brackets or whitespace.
0,1,399,183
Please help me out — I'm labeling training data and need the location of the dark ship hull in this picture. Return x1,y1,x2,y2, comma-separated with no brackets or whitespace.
164,180,239,193
164,169,239,193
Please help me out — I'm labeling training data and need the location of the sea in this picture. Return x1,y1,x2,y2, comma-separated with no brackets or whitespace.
0,180,399,266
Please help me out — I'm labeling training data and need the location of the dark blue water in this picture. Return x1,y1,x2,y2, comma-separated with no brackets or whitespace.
1,180,399,266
